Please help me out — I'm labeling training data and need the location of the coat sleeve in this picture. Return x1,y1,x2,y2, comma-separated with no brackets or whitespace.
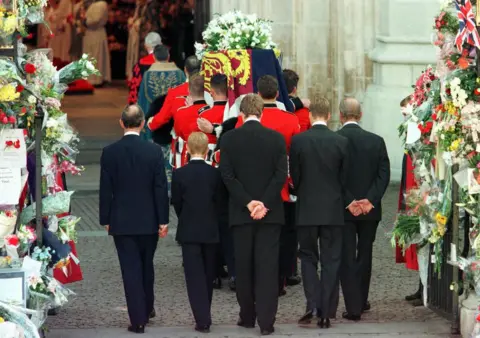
289,137,300,194
261,136,288,209
366,138,391,206
99,149,112,226
220,138,252,207
154,148,170,224
170,170,182,216
149,90,176,131
340,139,355,207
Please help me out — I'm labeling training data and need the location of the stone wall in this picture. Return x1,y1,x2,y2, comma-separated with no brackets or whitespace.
210,0,378,128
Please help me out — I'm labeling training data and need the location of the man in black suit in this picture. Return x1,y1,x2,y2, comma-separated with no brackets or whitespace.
220,94,287,336
335,97,390,319
99,105,169,334
290,98,349,329
171,132,226,333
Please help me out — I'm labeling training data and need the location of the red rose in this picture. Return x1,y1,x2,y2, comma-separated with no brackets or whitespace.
429,74,436,81
5,235,19,247
425,121,433,130
477,313,480,322
7,116,15,124
21,107,27,114
16,84,24,93
24,63,36,74
435,21,441,29
0,112,5,120
475,88,480,96
446,88,451,95
1,116,8,124
431,113,438,121
5,211,13,217
417,124,424,133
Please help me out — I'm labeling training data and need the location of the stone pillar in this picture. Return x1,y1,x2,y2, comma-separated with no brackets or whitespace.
361,0,438,181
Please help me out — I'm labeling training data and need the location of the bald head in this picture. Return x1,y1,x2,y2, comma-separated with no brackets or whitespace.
121,104,145,130
339,97,362,122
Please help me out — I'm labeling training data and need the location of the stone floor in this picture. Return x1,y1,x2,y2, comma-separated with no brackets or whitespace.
45,85,449,335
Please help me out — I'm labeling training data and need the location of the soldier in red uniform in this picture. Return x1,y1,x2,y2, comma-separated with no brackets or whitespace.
283,69,311,132
148,56,202,132
174,74,209,168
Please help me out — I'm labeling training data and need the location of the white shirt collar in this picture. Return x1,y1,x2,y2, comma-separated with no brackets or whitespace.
124,131,140,136
312,121,327,127
343,121,359,127
190,156,205,161
245,116,260,123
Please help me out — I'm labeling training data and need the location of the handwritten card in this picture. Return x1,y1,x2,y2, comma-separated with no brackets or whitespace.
0,168,21,205
0,129,26,168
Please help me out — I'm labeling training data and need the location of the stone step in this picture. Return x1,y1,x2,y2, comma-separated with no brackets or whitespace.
76,138,116,165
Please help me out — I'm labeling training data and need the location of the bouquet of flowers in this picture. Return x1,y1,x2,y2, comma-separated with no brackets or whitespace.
0,7,17,38
4,234,20,259
58,54,100,84
391,214,421,250
31,246,52,272
57,215,80,243
195,10,277,59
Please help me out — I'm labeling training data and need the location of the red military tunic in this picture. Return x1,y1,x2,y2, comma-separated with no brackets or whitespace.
149,82,189,131
295,107,311,132
191,101,227,165
237,103,300,200
174,100,209,168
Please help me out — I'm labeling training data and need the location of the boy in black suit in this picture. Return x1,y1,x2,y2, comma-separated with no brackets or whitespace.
171,132,224,333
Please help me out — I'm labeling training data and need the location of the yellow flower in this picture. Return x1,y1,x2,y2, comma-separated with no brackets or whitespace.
0,317,4,323
0,15,16,35
0,84,20,102
436,212,447,226
444,101,458,115
449,139,461,151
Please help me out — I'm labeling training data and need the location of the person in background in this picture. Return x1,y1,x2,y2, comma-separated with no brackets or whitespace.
334,97,390,321
220,94,287,336
99,105,169,334
137,44,185,142
283,69,311,132
171,132,226,334
290,99,348,329
82,0,111,86
397,95,422,307
128,32,163,104
126,0,147,80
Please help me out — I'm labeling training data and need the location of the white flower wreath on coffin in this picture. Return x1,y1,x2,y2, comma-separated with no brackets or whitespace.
0,213,17,248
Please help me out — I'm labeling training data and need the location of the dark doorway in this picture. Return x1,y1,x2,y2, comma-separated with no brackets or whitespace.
159,0,210,70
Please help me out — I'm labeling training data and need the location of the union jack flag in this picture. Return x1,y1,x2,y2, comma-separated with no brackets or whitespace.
455,0,480,52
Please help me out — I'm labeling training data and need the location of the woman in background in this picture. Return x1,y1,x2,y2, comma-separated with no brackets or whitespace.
125,0,147,80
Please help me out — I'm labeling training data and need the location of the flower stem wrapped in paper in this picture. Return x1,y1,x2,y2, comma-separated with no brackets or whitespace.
4,235,20,259
57,54,100,85
391,214,421,250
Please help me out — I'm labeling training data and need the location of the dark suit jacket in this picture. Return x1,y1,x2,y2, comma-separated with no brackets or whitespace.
99,134,170,235
337,123,390,221
220,120,288,226
171,160,225,243
290,124,349,226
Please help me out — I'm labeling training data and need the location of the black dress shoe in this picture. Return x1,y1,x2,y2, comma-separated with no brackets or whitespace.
228,277,236,291
362,301,371,312
405,291,422,301
279,288,286,296
286,275,302,286
317,318,330,329
298,310,314,325
219,267,229,279
237,318,255,328
213,277,222,289
149,309,156,319
128,325,145,334
342,312,361,321
410,298,423,307
194,325,210,333
261,327,275,335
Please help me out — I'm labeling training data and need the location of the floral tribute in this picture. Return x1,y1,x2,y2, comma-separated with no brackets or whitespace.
194,10,277,59
0,0,99,334
393,0,480,292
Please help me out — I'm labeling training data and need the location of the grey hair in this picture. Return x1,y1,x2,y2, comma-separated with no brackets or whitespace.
121,105,144,128
145,32,162,49
339,97,362,120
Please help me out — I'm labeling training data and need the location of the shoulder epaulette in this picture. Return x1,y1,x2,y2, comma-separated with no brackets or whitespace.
198,105,211,114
